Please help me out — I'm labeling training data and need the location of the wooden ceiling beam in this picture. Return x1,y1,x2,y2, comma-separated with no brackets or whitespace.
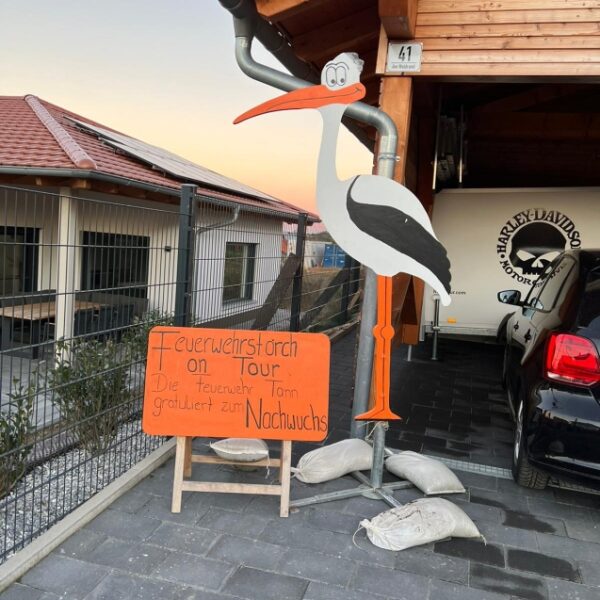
255,0,329,22
471,84,589,114
469,112,600,140
379,0,418,39
292,7,380,63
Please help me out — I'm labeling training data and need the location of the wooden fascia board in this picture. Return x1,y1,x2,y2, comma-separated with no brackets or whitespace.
255,0,325,22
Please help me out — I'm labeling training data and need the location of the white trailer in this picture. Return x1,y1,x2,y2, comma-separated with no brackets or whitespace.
422,188,600,339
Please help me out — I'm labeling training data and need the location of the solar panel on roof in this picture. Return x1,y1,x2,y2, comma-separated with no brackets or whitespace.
66,117,278,204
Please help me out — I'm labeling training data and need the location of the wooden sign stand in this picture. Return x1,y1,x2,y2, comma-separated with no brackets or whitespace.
171,436,292,517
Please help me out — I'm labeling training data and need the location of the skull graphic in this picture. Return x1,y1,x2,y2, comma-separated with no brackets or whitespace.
508,223,566,276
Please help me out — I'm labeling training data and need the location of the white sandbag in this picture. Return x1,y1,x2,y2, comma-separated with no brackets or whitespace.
293,439,373,483
385,452,466,495
359,498,481,551
210,438,269,462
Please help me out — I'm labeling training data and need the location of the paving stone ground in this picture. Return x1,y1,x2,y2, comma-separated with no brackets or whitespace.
2,335,600,600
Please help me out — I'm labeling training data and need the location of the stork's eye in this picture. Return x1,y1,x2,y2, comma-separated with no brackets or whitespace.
336,65,347,85
326,66,336,87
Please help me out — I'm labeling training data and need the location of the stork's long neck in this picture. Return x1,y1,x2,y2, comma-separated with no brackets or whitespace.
316,104,346,195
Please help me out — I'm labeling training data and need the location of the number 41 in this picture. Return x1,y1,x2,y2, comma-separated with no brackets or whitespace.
398,45,412,61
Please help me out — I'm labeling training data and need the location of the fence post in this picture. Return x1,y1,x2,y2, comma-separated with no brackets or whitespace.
289,213,308,331
174,184,197,328
340,253,353,324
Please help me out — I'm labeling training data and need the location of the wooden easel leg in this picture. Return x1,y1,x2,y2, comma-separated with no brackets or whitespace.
171,436,186,513
184,436,193,478
279,441,292,518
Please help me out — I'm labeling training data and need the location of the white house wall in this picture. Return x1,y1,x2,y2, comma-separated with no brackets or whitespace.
193,207,283,323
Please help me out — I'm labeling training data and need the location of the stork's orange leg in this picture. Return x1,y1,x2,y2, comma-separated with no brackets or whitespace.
355,275,401,421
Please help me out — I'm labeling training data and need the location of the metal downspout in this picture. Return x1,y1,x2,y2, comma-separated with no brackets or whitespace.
219,0,400,441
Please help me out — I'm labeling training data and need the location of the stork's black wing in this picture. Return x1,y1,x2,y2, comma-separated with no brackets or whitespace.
347,180,451,293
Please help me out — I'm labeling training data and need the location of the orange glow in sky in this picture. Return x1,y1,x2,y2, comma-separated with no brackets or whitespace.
0,1,373,214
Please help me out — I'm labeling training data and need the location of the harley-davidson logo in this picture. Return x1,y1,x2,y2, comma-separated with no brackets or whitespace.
496,208,581,286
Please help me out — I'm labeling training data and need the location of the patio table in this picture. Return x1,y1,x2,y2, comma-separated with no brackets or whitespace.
0,300,103,357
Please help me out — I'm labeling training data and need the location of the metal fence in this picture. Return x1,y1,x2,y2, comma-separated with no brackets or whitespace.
0,183,362,563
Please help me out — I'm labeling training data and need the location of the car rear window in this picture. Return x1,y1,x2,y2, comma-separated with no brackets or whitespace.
579,269,600,329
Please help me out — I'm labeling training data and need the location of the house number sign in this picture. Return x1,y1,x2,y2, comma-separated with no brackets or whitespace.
386,42,423,73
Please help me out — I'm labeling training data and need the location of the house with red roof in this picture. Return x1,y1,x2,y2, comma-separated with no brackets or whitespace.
0,95,316,349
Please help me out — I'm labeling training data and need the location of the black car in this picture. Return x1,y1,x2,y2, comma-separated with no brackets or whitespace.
498,249,600,490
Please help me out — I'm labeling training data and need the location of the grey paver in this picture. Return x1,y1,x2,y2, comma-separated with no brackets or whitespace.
349,563,430,600
196,507,270,537
470,563,548,600
329,529,397,568
564,518,600,544
109,489,151,514
577,560,600,588
207,534,284,570
277,547,355,586
476,521,539,551
434,538,505,567
55,529,107,559
84,571,183,600
136,495,210,524
304,507,360,534
303,581,389,600
86,509,162,542
395,548,469,584
83,538,169,574
0,584,43,600
146,522,217,555
151,552,232,590
546,578,600,600
535,532,600,563
506,547,581,582
504,510,566,535
221,566,308,600
429,579,511,600
21,555,108,599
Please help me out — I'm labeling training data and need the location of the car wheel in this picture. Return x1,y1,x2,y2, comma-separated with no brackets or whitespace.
512,398,549,490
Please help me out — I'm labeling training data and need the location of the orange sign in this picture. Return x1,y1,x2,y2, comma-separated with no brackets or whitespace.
142,327,330,441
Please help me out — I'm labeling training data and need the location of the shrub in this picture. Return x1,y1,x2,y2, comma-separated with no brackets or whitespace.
0,377,36,498
49,339,128,456
123,309,173,363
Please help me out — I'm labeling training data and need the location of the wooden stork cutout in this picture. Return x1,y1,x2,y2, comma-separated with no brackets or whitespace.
235,52,451,421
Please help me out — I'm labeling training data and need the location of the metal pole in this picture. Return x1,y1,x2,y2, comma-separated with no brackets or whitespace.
339,252,353,324
431,294,440,361
174,184,196,328
407,345,413,362
290,213,307,331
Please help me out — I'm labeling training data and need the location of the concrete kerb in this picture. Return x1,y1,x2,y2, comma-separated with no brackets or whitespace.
0,438,176,593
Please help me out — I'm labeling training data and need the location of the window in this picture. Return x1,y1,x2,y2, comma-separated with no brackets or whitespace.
222,242,256,303
0,227,39,295
531,257,575,312
81,232,150,298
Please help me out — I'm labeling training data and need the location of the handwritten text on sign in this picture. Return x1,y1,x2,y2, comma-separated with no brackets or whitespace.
142,327,330,441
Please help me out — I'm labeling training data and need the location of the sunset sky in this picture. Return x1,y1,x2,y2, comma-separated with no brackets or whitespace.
0,0,373,213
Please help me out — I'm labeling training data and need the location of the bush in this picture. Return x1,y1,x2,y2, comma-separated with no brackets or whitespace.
123,309,173,363
49,339,128,456
0,378,36,498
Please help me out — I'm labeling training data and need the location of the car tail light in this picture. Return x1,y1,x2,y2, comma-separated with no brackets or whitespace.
545,333,600,387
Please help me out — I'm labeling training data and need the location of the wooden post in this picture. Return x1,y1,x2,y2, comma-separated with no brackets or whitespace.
171,436,186,513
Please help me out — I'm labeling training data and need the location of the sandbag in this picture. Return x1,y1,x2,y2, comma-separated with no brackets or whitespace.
210,438,269,462
293,439,373,483
385,452,466,495
359,498,481,551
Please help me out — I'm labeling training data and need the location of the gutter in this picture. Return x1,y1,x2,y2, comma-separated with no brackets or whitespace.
0,166,315,223
218,0,380,153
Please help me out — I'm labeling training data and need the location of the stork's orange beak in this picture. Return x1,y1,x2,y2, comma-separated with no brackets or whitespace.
234,83,366,124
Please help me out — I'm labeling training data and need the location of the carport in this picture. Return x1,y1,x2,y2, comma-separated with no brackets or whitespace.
217,0,600,449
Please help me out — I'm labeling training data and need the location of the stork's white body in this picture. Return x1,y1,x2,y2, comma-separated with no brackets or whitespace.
317,105,452,306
